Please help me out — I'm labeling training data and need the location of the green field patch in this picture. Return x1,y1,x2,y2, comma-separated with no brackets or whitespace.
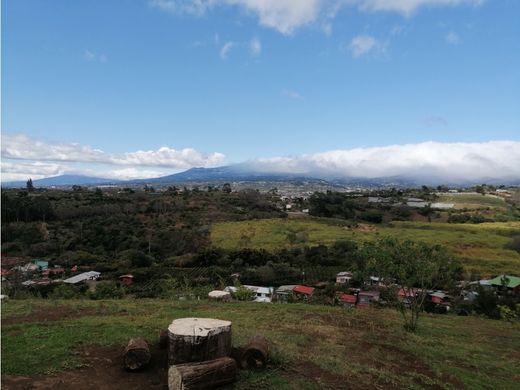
211,218,520,276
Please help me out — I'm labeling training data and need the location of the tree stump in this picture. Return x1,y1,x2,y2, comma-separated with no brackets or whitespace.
123,338,151,371
168,318,232,365
159,329,169,349
239,335,270,369
168,357,237,390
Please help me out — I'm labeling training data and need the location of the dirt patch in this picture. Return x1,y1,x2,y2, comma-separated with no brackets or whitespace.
288,360,353,390
350,223,377,233
1,344,168,390
2,305,127,325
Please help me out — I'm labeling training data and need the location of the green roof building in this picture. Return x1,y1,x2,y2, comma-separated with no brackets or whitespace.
489,275,520,290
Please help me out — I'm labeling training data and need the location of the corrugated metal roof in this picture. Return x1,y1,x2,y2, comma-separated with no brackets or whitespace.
339,294,357,304
489,275,520,289
276,285,297,293
293,285,315,295
63,271,100,284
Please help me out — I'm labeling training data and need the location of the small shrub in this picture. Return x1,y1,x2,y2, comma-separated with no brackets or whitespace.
233,286,255,301
48,284,80,299
88,281,124,300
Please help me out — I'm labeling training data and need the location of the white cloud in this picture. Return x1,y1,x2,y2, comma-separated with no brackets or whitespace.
246,141,520,182
1,161,65,181
349,35,378,57
445,31,460,44
220,41,236,59
1,134,226,169
150,0,484,34
101,168,168,180
282,89,304,100
358,0,483,16
249,36,262,57
149,0,214,16
83,49,108,62
227,0,321,35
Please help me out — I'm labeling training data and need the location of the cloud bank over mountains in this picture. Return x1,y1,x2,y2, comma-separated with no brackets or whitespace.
2,134,518,183
246,141,520,182
1,134,226,181
150,0,483,34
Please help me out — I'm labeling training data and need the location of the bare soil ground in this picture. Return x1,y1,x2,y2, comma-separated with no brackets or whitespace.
1,344,168,390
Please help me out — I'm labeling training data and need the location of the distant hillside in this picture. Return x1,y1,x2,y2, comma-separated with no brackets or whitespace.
2,175,119,188
3,166,519,188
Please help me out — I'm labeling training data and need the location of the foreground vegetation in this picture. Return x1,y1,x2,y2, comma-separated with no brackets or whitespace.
211,218,520,276
2,299,519,389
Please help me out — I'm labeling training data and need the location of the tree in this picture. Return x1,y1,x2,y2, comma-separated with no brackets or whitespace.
26,178,35,192
363,238,462,332
222,183,232,194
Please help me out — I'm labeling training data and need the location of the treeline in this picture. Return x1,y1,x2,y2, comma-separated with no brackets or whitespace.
1,187,285,260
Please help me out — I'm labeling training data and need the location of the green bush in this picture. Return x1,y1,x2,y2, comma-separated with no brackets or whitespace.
48,284,80,299
88,281,124,300
232,286,255,301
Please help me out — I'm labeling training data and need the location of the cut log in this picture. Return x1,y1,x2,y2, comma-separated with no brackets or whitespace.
168,318,232,365
168,357,237,390
239,335,270,369
159,329,169,349
123,338,151,371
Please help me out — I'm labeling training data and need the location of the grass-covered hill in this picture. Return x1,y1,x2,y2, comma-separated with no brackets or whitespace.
211,218,520,276
2,299,519,389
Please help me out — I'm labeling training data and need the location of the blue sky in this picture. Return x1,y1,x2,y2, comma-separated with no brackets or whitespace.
2,0,520,181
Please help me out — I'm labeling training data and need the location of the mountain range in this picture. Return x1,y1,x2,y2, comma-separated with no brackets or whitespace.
2,166,518,188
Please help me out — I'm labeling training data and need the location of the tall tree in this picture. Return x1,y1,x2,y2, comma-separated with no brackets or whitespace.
26,178,34,192
363,238,462,332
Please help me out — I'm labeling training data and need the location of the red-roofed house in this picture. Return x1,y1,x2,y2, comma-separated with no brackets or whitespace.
293,285,315,298
119,274,134,286
339,293,357,308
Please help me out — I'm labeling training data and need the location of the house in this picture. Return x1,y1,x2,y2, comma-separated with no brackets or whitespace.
43,267,65,276
368,276,383,286
275,285,297,302
339,293,357,308
336,272,353,284
33,260,49,271
119,274,134,286
488,275,520,294
224,285,274,302
223,286,238,294
63,271,100,284
398,287,421,299
293,285,315,299
428,291,450,304
21,278,53,287
251,286,274,303
14,262,39,273
357,290,380,307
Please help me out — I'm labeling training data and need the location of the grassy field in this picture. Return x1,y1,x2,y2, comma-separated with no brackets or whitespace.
210,218,520,276
1,299,519,389
436,194,508,210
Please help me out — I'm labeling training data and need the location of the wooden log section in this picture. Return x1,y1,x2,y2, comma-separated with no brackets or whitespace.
159,329,169,349
239,335,270,369
168,357,237,390
168,318,232,365
123,338,151,371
